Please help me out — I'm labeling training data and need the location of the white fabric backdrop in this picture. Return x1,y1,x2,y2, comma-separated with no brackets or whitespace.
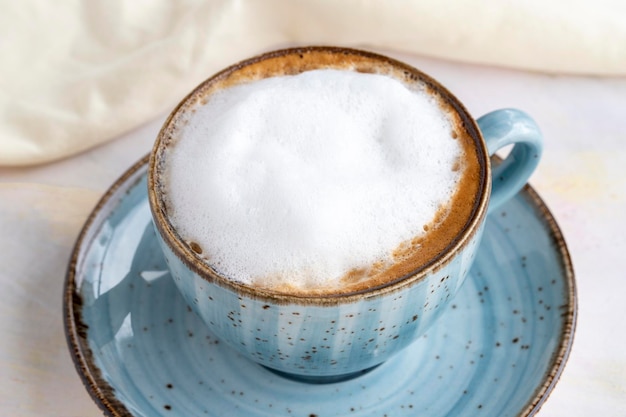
1,0,625,166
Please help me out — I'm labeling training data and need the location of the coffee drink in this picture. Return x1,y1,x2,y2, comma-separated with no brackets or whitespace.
148,47,541,381
153,48,481,295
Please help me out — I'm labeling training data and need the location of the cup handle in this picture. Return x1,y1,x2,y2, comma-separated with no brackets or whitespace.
476,109,543,213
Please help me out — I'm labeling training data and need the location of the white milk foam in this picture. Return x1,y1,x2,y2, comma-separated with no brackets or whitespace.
166,69,462,290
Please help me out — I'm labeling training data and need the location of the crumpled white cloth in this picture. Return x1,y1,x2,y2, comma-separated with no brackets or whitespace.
1,0,625,166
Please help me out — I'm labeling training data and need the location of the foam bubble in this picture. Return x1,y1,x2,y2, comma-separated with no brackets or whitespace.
165,69,462,290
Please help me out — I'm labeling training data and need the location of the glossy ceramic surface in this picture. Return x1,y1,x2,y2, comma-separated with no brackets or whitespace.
65,156,576,417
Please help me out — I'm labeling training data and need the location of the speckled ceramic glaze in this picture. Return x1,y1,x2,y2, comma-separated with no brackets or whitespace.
64,156,576,416
147,47,543,381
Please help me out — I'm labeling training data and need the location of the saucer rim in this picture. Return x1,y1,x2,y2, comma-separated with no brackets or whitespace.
63,154,577,417
64,155,152,417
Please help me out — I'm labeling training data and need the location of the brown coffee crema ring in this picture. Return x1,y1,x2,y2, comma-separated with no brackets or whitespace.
148,46,489,302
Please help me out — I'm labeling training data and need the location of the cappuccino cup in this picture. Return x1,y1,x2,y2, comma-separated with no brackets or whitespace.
148,46,543,382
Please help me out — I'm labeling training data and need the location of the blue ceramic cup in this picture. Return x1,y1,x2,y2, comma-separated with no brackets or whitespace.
148,47,542,383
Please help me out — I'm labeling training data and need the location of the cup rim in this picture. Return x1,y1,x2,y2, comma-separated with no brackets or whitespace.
148,46,490,305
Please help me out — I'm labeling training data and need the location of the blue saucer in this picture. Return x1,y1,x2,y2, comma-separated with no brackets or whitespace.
64,156,576,417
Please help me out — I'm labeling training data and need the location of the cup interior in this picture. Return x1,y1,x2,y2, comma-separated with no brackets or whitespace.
148,46,490,302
